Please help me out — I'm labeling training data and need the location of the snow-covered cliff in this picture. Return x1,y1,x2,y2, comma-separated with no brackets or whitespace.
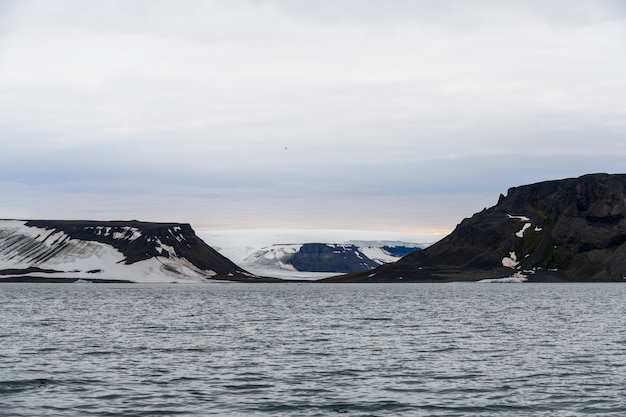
0,220,269,283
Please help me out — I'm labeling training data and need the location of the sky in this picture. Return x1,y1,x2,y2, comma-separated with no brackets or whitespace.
1,0,625,240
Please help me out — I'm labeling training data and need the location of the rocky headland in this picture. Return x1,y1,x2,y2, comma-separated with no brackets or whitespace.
325,173,626,283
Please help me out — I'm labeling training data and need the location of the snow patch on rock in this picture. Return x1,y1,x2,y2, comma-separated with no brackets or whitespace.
516,223,532,238
478,271,528,283
507,214,530,222
502,251,519,268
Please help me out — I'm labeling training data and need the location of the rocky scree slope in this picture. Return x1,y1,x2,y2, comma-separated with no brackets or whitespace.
325,173,626,282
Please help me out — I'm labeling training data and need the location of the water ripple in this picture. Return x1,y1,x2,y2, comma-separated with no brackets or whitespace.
1,283,625,416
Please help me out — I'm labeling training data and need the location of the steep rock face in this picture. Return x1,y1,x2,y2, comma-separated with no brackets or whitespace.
289,243,380,273
0,220,271,283
326,174,626,282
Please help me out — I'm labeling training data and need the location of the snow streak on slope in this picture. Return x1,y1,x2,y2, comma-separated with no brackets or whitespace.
246,244,302,270
358,246,400,264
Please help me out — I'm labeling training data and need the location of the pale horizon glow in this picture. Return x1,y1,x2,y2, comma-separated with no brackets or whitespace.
1,0,625,238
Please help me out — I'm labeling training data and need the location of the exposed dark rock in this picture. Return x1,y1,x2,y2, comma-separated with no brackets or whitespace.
0,276,134,283
325,173,626,282
289,243,380,273
381,246,421,258
0,266,62,276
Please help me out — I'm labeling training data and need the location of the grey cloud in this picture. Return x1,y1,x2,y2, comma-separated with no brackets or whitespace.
256,0,626,27
0,0,625,234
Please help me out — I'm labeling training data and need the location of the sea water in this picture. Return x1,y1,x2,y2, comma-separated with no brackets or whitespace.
1,283,625,416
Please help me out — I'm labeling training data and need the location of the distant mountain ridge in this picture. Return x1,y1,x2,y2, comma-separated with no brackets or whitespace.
240,242,423,276
325,173,626,282
0,220,274,283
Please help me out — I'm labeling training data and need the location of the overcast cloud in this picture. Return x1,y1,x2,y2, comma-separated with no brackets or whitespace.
1,0,625,237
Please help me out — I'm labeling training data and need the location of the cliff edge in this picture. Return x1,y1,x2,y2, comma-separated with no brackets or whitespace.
325,173,626,282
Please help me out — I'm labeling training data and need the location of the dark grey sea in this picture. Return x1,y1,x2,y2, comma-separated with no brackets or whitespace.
1,282,625,416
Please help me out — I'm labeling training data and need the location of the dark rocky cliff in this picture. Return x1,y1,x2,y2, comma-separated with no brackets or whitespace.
325,173,626,282
289,243,380,273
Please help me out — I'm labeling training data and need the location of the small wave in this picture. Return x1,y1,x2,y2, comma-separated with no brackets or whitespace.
222,383,274,390
358,317,393,321
82,351,116,357
0,378,54,394
257,400,412,414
